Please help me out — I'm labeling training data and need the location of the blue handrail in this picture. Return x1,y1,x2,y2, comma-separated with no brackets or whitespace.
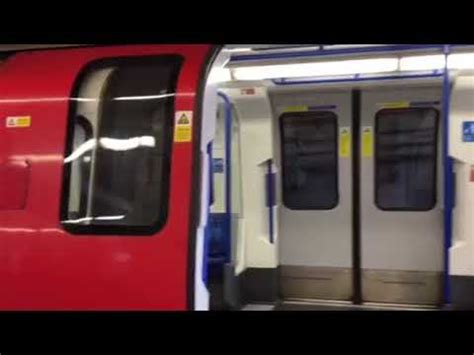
202,142,213,285
217,92,233,263
272,71,444,86
266,160,276,244
442,45,453,305
230,44,474,63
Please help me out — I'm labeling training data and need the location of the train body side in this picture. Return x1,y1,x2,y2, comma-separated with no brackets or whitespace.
0,45,213,310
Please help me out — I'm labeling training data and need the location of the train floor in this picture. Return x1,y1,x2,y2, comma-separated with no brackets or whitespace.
242,300,441,311
207,267,442,311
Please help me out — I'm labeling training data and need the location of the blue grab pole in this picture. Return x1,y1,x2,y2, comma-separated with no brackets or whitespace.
442,45,453,305
218,92,232,263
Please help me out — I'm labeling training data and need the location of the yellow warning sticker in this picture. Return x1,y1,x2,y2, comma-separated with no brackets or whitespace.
6,116,31,128
362,126,373,158
339,127,351,158
174,111,193,143
283,105,308,113
377,101,410,109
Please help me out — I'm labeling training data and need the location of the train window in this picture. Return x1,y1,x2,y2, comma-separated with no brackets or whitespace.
61,55,183,234
375,108,439,211
280,111,338,210
66,115,93,219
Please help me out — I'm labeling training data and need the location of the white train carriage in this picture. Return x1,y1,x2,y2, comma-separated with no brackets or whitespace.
209,45,474,310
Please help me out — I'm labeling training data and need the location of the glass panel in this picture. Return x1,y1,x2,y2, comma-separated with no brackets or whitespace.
62,56,183,233
375,108,438,211
280,111,338,210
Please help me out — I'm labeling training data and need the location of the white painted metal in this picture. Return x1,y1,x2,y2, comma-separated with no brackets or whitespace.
194,50,229,310
449,74,474,277
220,86,278,271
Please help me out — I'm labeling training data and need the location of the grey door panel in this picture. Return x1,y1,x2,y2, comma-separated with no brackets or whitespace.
360,86,444,305
271,90,352,300
271,85,444,306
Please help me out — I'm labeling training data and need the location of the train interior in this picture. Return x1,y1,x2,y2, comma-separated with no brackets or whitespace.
205,45,474,310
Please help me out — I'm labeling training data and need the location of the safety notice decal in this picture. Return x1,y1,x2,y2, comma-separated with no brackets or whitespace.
362,126,374,158
6,116,31,128
283,105,308,113
339,127,351,158
463,121,474,142
174,111,193,143
377,101,410,109
240,88,256,96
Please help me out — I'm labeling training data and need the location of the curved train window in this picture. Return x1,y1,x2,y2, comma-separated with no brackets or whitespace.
280,111,338,210
61,55,183,234
375,107,439,211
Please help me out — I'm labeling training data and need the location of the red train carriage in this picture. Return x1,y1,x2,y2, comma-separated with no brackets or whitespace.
0,45,217,310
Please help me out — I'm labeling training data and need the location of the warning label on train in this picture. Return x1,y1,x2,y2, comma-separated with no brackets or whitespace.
463,121,474,142
377,101,410,109
283,105,308,112
174,111,192,142
362,126,373,157
339,127,351,158
213,158,224,173
6,116,31,128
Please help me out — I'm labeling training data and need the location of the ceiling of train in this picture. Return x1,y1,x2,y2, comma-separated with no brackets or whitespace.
3,45,471,83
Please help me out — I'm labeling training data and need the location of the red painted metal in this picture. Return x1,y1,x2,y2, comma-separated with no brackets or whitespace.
0,159,29,210
0,45,213,310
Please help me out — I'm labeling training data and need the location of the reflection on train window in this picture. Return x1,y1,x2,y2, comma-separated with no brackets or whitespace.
61,55,183,234
375,108,439,211
280,111,338,210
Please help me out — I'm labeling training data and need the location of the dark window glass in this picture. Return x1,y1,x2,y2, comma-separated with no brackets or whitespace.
280,111,338,210
375,108,439,211
62,55,183,234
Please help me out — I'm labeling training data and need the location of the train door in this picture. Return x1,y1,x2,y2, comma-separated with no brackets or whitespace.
273,84,444,307
360,86,444,306
272,90,353,301
0,45,217,310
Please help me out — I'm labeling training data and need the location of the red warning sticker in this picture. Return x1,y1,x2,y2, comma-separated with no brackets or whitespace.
240,88,255,95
